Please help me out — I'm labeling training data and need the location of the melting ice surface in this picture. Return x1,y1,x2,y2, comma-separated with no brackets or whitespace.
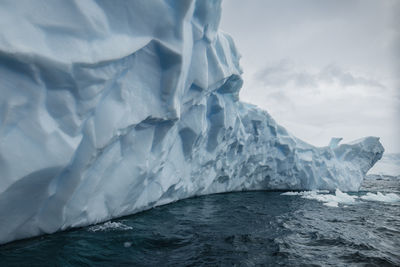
0,0,384,244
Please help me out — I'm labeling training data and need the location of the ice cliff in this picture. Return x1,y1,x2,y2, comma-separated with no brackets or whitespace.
0,0,383,244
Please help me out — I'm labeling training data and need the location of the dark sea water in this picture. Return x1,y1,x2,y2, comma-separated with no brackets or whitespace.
1,175,399,266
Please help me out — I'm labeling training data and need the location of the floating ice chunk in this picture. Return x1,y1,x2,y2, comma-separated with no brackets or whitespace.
124,242,132,248
281,191,303,196
87,221,133,232
324,201,339,207
282,189,400,206
360,192,400,203
281,190,331,196
334,189,358,203
302,189,357,205
281,189,357,207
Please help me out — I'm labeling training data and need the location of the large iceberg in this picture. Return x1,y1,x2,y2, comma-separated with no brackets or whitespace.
0,0,383,244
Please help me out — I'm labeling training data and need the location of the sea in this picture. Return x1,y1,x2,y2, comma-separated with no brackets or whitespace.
0,172,399,266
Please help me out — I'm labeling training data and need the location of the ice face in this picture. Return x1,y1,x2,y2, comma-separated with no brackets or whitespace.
0,0,384,244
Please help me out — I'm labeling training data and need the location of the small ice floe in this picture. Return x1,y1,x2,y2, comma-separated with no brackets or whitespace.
360,192,400,202
282,189,400,207
324,201,339,208
281,190,329,196
281,191,302,196
124,242,132,248
302,189,357,207
281,189,357,207
88,221,133,232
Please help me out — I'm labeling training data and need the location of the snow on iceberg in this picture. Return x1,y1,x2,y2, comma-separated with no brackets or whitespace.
0,0,383,244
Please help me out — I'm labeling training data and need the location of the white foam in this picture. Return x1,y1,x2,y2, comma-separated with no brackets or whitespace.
87,221,133,232
360,192,400,202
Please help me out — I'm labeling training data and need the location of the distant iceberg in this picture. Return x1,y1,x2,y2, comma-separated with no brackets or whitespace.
0,0,383,244
368,153,400,177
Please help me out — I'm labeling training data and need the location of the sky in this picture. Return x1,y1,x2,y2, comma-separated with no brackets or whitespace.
220,0,400,153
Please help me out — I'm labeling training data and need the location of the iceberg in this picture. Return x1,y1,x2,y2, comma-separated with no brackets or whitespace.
368,153,400,177
0,0,383,244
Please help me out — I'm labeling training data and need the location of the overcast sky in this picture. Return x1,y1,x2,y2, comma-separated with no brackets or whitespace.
220,0,399,153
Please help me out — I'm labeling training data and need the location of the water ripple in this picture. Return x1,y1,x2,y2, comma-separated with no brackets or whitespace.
0,175,399,266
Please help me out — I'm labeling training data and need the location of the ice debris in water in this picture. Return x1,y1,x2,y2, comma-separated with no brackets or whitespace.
88,222,133,232
360,192,400,202
0,0,384,244
282,189,356,207
303,189,357,207
282,189,400,207
124,242,132,248
281,190,330,196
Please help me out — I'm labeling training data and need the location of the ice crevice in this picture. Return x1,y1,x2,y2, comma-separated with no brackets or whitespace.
0,0,384,244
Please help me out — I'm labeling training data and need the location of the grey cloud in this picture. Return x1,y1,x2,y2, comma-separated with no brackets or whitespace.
254,59,317,88
255,60,386,89
319,65,386,88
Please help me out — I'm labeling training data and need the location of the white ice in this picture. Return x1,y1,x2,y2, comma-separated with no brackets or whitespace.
281,189,357,207
0,0,384,244
124,242,132,248
360,192,400,202
282,189,399,206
